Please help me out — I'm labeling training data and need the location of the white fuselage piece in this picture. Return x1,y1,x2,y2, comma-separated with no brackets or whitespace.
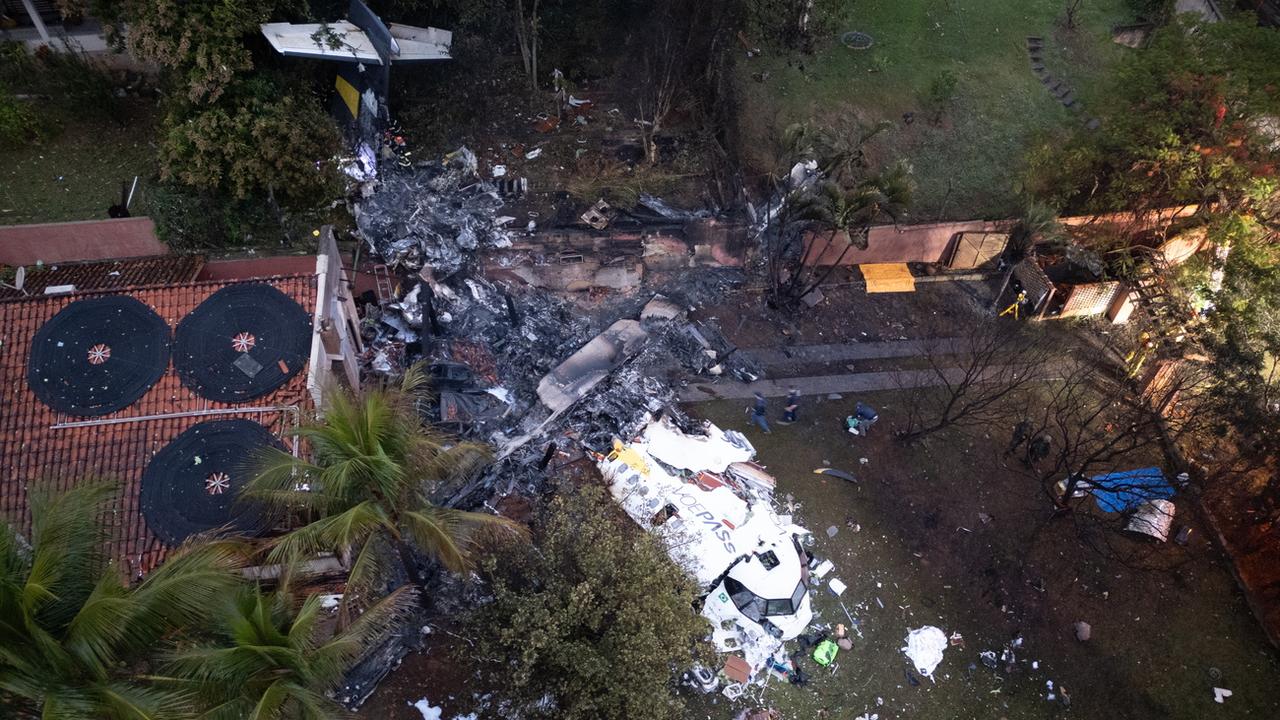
597,416,813,678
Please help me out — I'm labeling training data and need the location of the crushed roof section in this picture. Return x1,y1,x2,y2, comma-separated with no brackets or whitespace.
0,255,206,300
0,276,316,577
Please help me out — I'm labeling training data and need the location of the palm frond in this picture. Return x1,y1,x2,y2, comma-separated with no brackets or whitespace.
309,585,417,687
401,506,526,573
23,482,114,624
63,570,132,677
265,502,389,569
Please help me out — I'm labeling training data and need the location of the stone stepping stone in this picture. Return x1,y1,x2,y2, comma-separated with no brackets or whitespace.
1060,91,1076,105
1028,50,1043,62
1031,63,1047,74
1026,36,1043,47
1055,85,1073,99
1040,74,1055,85
1085,117,1102,130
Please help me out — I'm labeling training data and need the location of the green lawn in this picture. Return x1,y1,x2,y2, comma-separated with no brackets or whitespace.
738,0,1135,220
0,100,158,226
686,394,1280,720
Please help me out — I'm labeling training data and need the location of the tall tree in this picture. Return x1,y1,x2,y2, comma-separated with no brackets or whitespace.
0,484,242,720
512,0,541,91
166,583,416,720
1028,16,1280,219
246,366,524,625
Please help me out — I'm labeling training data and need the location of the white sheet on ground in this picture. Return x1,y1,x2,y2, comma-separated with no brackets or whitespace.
903,626,948,677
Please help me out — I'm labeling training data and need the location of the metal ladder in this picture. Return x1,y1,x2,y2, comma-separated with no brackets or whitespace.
372,264,394,305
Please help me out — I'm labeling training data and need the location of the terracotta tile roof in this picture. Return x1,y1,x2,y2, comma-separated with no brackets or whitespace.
0,255,206,300
0,275,316,578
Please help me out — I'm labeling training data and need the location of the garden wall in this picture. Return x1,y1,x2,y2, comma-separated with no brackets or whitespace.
0,217,165,266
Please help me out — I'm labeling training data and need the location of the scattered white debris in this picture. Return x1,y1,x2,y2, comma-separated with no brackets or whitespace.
492,164,507,177
903,626,948,677
525,147,543,159
317,593,342,610
813,559,835,579
829,578,848,596
410,698,443,720
1214,687,1233,704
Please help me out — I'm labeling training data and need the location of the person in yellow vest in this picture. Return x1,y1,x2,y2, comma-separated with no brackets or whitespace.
1125,332,1155,378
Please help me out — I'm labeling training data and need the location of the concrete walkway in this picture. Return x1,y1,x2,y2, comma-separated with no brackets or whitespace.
680,366,1000,402
739,338,964,368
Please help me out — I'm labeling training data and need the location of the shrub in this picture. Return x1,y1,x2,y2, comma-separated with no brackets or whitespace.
147,183,281,251
0,84,43,146
466,487,712,720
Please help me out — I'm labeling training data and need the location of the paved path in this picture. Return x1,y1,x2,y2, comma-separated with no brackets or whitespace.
739,338,965,368
680,366,1000,402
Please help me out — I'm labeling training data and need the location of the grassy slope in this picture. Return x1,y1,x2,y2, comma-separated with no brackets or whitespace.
0,100,157,226
737,0,1132,220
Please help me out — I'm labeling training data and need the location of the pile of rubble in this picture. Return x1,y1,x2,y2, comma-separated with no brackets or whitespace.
355,147,514,277
342,141,789,705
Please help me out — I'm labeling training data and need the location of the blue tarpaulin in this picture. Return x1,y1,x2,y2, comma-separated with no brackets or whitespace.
1090,467,1174,513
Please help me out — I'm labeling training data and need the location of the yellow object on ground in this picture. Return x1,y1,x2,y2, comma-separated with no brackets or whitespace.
608,439,651,476
860,263,916,293
335,75,360,120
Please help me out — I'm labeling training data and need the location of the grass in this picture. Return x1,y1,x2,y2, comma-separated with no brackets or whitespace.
0,99,158,226
686,393,1280,720
737,0,1135,220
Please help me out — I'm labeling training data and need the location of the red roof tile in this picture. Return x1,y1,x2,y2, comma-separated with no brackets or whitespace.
0,255,206,300
0,275,315,578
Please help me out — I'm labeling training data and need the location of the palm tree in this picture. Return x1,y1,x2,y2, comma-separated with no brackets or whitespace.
0,483,242,720
166,583,416,720
790,164,912,302
245,366,524,622
993,202,1066,311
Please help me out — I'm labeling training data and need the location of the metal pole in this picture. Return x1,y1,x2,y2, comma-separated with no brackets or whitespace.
51,405,297,429
20,0,51,44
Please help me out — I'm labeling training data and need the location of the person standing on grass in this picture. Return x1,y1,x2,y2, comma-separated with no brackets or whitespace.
747,391,771,434
1005,419,1032,457
780,387,800,425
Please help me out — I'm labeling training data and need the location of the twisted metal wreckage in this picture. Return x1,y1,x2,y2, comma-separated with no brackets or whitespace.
338,148,820,706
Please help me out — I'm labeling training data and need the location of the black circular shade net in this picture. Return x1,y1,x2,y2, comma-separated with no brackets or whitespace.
26,295,171,417
174,283,312,402
141,419,280,546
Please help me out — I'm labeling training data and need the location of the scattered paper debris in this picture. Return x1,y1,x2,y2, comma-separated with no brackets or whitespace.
1214,687,1232,704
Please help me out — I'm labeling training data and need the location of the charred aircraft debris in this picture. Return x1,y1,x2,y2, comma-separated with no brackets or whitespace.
339,145,797,704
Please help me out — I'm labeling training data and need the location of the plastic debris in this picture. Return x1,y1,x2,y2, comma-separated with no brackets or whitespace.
1213,687,1232,703
902,626,948,678
829,578,848,596
410,699,443,720
1074,621,1092,642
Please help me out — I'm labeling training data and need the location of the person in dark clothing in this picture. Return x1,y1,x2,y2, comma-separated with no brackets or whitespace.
1025,433,1052,466
1005,420,1032,456
780,387,800,424
747,392,771,433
